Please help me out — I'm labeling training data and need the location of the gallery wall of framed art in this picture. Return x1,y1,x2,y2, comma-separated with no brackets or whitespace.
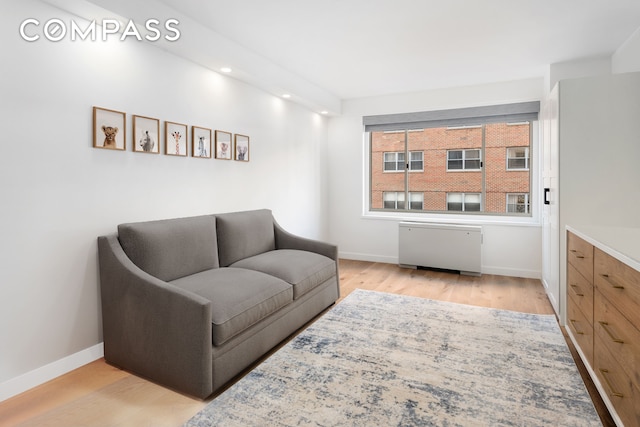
93,106,251,162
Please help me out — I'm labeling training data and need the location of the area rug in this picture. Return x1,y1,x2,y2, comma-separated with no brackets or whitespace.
184,289,601,426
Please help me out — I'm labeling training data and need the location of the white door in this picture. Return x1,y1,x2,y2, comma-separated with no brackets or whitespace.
541,85,560,315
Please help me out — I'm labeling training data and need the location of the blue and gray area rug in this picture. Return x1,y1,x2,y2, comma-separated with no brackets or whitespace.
185,289,601,426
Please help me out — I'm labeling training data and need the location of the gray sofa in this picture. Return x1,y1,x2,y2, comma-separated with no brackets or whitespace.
97,209,340,398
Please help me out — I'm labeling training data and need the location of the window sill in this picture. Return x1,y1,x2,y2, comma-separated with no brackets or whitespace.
362,210,541,227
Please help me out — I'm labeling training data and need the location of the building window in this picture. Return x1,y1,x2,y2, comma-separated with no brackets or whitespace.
447,149,481,171
383,192,424,210
507,147,529,170
409,151,424,171
447,193,481,212
384,151,423,172
383,152,404,172
409,192,424,210
507,193,530,214
383,191,405,209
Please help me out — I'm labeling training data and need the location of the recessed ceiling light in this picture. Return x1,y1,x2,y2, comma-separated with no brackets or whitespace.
282,94,291,98
220,67,232,73
320,111,329,115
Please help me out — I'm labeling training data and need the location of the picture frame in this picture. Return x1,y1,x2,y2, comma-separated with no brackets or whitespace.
93,106,125,150
215,130,232,160
192,126,212,158
132,115,160,154
234,134,250,162
165,121,188,156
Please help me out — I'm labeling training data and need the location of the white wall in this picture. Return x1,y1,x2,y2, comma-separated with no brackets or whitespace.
613,26,640,73
0,0,329,399
327,78,544,278
546,57,612,93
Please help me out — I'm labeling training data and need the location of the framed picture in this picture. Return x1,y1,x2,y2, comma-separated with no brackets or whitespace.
93,106,125,150
165,121,188,156
234,134,250,162
215,130,232,160
133,115,160,154
192,126,212,158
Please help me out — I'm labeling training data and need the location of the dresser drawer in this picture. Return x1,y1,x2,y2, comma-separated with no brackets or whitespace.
567,295,594,366
594,291,640,394
594,248,640,328
567,232,594,283
594,337,640,427
567,263,594,325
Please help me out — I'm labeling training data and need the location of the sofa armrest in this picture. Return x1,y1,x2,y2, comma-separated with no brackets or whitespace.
273,220,338,261
98,234,213,398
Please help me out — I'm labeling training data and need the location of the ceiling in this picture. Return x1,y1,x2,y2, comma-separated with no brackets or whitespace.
158,0,640,98
53,0,640,113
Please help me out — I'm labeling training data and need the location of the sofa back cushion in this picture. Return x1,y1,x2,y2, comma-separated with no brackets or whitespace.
118,215,219,282
216,209,276,266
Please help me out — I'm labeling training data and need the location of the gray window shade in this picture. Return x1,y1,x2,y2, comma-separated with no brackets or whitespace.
363,101,540,132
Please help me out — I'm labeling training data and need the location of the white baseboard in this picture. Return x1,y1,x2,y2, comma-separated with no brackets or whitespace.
339,251,398,264
0,343,104,403
541,277,561,319
566,328,624,427
481,265,541,279
340,252,541,280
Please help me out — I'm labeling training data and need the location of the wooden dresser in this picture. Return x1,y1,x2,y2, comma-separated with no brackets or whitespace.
566,227,640,427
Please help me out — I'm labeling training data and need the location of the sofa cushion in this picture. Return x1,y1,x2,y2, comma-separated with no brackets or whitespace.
231,249,336,299
118,215,219,282
170,267,292,346
216,209,276,267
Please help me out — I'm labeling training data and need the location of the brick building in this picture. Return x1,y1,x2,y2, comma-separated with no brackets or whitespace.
370,122,530,214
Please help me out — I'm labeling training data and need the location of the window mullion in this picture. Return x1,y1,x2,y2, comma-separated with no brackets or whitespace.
404,130,409,211
481,124,486,211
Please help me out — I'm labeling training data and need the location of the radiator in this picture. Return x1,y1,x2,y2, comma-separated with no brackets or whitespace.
398,222,482,275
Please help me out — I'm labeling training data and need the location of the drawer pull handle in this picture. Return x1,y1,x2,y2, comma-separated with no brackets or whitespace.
570,284,584,297
599,369,624,398
600,273,625,289
569,319,584,335
598,321,624,344
570,249,585,259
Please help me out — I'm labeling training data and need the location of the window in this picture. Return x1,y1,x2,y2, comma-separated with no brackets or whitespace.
409,192,424,210
383,192,423,210
447,149,481,171
383,152,404,172
507,193,530,214
366,101,538,216
383,191,405,209
447,193,481,212
383,151,423,172
409,151,424,171
507,147,529,170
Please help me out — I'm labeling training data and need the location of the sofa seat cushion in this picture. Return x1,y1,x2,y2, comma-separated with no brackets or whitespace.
170,267,293,346
231,249,336,299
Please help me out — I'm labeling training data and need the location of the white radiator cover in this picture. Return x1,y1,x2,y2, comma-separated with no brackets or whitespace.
398,222,482,275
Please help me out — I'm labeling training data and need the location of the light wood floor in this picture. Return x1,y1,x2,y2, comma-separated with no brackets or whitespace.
0,260,612,426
